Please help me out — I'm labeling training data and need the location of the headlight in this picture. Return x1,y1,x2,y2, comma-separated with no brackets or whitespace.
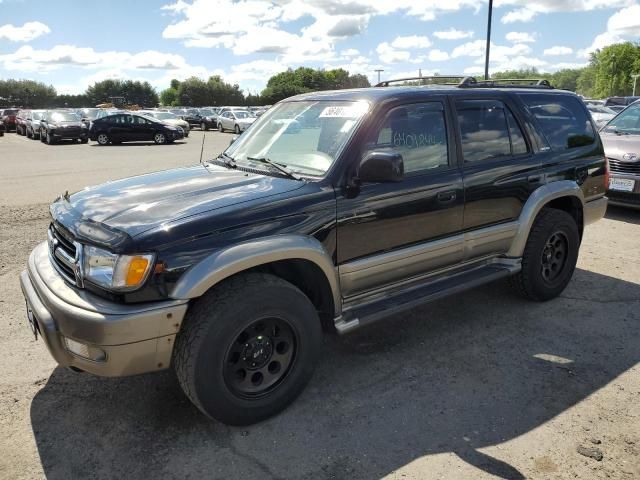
83,245,154,291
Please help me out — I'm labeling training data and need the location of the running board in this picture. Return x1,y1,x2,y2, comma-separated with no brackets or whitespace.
334,262,520,335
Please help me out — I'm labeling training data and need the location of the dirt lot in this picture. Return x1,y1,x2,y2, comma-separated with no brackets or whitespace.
0,131,639,480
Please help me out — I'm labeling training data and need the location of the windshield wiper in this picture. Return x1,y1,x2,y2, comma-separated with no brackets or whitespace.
246,156,301,180
216,152,237,168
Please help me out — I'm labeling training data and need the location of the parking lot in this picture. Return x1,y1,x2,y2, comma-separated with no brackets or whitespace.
0,131,639,479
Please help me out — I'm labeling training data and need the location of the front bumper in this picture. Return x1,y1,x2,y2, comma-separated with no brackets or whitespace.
607,173,640,209
583,196,608,225
20,242,189,377
50,130,88,141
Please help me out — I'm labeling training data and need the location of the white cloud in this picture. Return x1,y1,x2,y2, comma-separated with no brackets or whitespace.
497,0,634,24
549,62,588,70
452,40,531,62
579,4,640,58
340,48,360,57
376,42,411,63
433,28,473,40
428,49,450,61
0,21,50,42
505,31,536,43
391,35,431,49
543,46,573,56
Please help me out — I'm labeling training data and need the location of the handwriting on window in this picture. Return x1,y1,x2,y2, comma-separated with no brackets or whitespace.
393,132,441,149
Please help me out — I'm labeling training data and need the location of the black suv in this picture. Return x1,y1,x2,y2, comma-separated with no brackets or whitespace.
40,110,88,144
20,77,608,425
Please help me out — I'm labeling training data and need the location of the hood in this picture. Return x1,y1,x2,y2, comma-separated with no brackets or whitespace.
162,119,188,128
600,132,640,161
51,164,305,243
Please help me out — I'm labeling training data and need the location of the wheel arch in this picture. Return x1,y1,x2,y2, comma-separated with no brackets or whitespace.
508,180,584,258
170,235,341,328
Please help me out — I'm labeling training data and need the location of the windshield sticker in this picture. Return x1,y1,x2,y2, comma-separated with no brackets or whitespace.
319,105,364,118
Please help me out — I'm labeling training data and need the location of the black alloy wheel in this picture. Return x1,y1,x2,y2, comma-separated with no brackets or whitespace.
223,317,297,398
541,232,568,283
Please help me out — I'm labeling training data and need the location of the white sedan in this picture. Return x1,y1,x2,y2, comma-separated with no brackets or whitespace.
587,104,617,129
217,110,256,134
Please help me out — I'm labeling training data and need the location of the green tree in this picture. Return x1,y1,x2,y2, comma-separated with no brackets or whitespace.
550,69,582,92
176,77,210,106
55,94,90,108
0,79,57,108
591,42,640,97
160,87,179,106
207,75,244,106
85,79,159,107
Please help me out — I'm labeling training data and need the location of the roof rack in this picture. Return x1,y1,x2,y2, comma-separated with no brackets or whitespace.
375,76,554,89
375,76,472,87
459,78,554,89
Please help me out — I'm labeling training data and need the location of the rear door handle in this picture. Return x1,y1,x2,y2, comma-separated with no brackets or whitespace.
437,191,457,204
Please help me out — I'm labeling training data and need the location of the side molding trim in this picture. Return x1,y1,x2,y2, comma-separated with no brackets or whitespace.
170,235,341,316
507,180,584,258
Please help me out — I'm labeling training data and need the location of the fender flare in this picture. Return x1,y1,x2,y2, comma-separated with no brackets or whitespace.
507,180,584,258
170,234,341,315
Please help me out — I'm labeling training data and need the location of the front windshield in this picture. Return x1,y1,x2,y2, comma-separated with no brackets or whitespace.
153,112,177,120
32,111,44,120
224,100,369,177
81,108,101,119
200,109,214,116
50,112,79,122
602,103,640,134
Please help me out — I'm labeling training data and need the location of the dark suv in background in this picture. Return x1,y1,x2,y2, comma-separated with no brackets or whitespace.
20,77,607,426
39,110,88,144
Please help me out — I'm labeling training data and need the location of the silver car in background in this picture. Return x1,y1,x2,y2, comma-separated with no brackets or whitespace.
217,110,256,134
587,104,617,129
600,101,640,208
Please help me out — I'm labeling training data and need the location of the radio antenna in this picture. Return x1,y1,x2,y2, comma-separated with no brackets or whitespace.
199,131,206,164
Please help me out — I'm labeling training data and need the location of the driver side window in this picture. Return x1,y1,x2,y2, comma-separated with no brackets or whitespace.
368,102,449,174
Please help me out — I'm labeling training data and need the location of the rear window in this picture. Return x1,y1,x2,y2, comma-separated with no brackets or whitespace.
520,94,595,150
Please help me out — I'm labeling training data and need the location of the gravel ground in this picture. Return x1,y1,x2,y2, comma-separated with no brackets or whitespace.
0,131,639,480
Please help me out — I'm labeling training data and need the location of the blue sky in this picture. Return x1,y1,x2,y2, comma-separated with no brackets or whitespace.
0,0,639,95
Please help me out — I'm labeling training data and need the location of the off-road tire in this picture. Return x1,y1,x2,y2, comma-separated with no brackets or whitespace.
174,272,322,425
510,208,580,301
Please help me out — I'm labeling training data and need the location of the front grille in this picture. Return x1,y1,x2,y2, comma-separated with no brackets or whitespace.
59,127,82,136
609,159,640,175
48,223,83,287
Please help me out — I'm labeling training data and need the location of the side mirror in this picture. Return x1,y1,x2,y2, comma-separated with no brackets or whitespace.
358,151,404,183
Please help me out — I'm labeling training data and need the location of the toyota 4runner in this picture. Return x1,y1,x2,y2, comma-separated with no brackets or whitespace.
21,77,608,425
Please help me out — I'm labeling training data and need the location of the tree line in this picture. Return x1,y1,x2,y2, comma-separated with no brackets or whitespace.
1,42,639,109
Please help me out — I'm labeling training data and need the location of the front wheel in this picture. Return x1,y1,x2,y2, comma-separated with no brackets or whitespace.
234,124,241,134
96,132,110,145
154,132,167,144
201,122,208,131
46,132,54,145
174,273,322,425
218,123,224,132
510,208,580,302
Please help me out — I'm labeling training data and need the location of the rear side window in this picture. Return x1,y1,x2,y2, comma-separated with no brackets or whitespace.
520,94,595,150
456,100,528,162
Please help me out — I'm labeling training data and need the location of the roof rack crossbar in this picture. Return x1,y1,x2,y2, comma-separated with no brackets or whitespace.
375,75,469,87
460,78,554,89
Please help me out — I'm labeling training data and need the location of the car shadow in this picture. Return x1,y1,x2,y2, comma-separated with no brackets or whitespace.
605,205,640,225
30,268,640,479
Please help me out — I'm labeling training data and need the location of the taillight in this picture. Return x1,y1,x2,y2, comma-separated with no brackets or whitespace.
604,157,610,190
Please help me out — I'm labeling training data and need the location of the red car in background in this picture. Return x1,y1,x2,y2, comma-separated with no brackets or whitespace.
1,108,18,132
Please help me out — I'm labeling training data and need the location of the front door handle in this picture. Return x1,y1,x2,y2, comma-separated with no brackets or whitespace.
437,191,457,205
574,168,588,185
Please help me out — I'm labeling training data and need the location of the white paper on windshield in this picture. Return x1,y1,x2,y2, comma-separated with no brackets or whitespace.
319,105,363,118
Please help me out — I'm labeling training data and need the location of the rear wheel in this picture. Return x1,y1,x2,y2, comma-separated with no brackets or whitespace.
234,124,241,134
154,132,167,144
510,208,580,301
97,133,110,145
26,128,32,139
174,273,322,425
201,122,208,131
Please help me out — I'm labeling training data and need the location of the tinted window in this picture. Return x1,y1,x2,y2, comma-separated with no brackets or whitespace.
505,107,528,155
457,100,512,162
521,94,595,150
368,102,449,173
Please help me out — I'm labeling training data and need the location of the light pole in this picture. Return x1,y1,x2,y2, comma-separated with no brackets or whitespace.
632,74,640,96
374,69,384,83
484,0,493,80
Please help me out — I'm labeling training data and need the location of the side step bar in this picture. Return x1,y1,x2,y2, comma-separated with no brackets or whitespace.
334,262,520,335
